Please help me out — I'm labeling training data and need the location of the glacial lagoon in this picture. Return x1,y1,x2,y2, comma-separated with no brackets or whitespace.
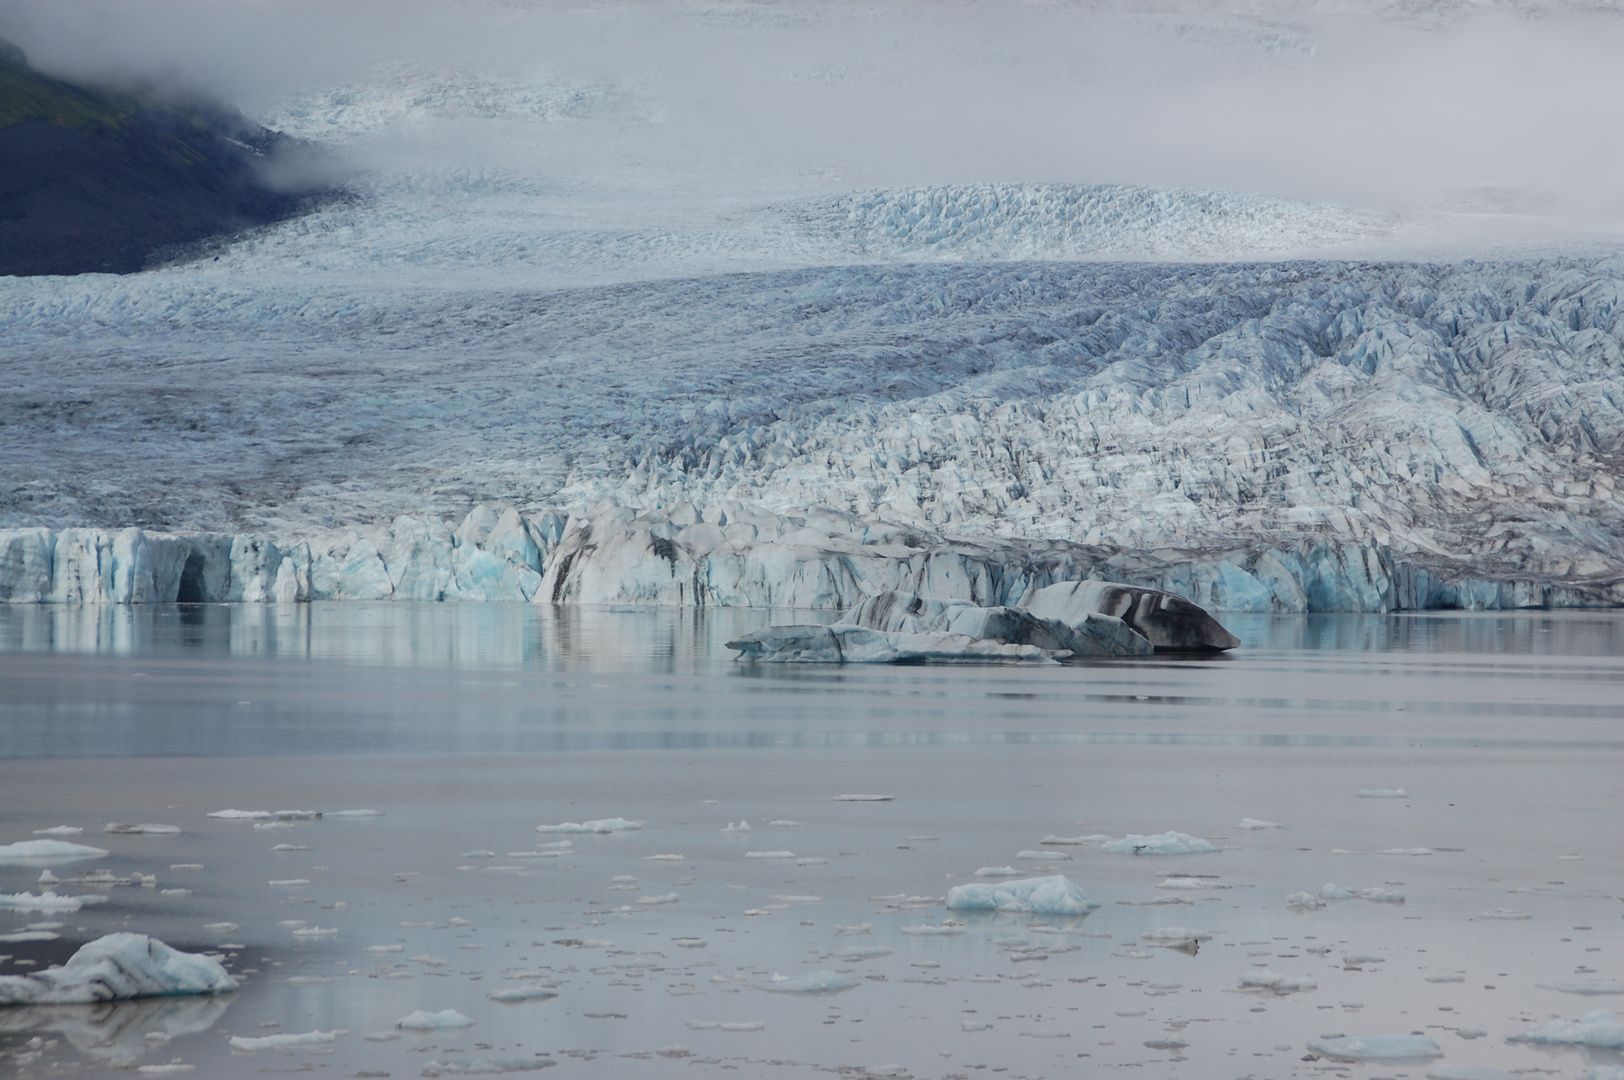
1,604,1621,1079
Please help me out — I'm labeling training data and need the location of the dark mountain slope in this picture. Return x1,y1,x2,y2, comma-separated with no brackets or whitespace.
0,41,332,276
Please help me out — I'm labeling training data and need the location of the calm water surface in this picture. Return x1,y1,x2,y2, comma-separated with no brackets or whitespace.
1,604,1620,1079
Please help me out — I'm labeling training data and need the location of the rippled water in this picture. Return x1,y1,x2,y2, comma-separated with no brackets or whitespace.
1,605,1621,1078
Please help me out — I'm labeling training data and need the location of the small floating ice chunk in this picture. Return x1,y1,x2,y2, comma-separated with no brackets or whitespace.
0,934,238,1003
945,875,1099,916
207,810,271,820
902,924,965,936
0,930,59,942
1539,982,1624,995
0,839,108,863
769,895,821,903
1378,847,1432,856
1041,834,1111,845
535,818,642,834
396,1009,474,1030
757,970,861,994
286,975,330,985
461,851,496,859
160,888,191,897
487,986,557,1002
962,1021,993,1032
831,946,893,960
1342,953,1385,966
134,1064,196,1075
636,893,680,905
105,823,181,835
31,826,84,836
291,927,338,939
1101,832,1217,855
268,879,311,887
1308,1033,1441,1060
365,944,405,954
272,844,311,852
975,866,1021,878
1142,928,1214,945
1239,969,1318,993
324,809,382,817
795,857,828,866
1508,1009,1624,1048
1356,789,1406,799
1425,974,1466,983
1158,877,1224,890
421,1058,556,1075
768,820,802,827
1238,818,1282,830
834,794,893,802
1479,908,1532,920
1423,1068,1518,1080
642,854,686,862
1020,1028,1070,1038
204,923,238,933
721,821,751,832
230,1030,341,1051
1017,850,1069,860
0,890,107,912
744,851,795,859
720,1021,766,1031
1286,892,1327,909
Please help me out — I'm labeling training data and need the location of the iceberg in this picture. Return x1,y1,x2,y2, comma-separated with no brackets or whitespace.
396,1009,475,1030
1101,832,1218,855
0,934,239,1004
1024,581,1237,652
535,818,642,834
1508,1009,1624,1048
945,874,1099,915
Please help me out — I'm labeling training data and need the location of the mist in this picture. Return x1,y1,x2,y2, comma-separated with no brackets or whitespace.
6,0,1624,231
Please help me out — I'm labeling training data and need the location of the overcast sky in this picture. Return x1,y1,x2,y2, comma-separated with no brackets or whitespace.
5,0,1623,223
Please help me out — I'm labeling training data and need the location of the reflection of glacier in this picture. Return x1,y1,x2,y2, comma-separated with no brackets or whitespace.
0,995,231,1063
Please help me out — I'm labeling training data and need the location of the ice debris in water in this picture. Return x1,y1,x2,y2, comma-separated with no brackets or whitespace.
1101,832,1217,855
1307,1034,1442,1060
1423,1069,1520,1080
1379,847,1432,856
0,840,108,863
834,794,894,802
1016,850,1069,860
745,851,795,859
535,818,642,833
1478,908,1531,920
975,866,1021,878
1041,834,1109,845
721,821,751,832
1538,981,1624,995
229,1030,341,1051
1158,877,1225,890
207,810,272,820
421,1059,557,1076
325,809,382,817
945,875,1099,915
488,986,558,1002
1238,818,1283,830
0,934,238,1004
0,930,60,942
902,924,965,936
1142,928,1214,945
0,890,108,912
756,970,862,994
1356,789,1406,799
830,946,893,960
105,823,181,835
1508,1010,1624,1048
396,1009,475,1030
31,826,84,836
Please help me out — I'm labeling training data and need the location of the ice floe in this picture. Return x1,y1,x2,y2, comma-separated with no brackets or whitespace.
104,824,181,835
30,827,84,836
1101,832,1217,855
756,970,862,994
1538,981,1624,995
1478,908,1531,920
0,890,107,912
1508,1009,1624,1048
1238,818,1282,830
902,924,965,936
745,851,795,859
1307,1034,1442,1061
396,1009,475,1030
0,840,108,863
206,810,272,820
974,867,1021,878
945,875,1099,915
1142,928,1215,945
0,935,238,1004
1016,850,1069,860
536,818,641,833
0,930,59,943
229,1030,341,1051
1424,1068,1518,1080
487,986,557,1002
1356,789,1407,799
421,1059,556,1076
835,794,894,802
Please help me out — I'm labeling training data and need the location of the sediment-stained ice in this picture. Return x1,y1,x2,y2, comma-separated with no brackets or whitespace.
945,875,1099,915
0,935,238,1004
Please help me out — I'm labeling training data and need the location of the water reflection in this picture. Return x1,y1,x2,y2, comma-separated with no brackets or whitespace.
0,995,232,1064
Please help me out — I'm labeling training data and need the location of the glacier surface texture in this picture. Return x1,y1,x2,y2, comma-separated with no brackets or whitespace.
5,255,1623,610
